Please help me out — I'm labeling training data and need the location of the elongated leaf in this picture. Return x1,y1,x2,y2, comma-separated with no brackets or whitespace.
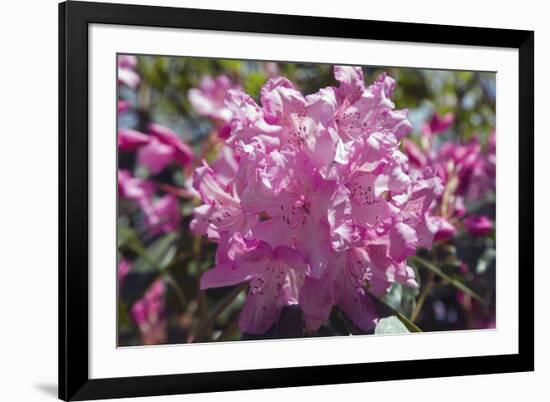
131,232,179,273
375,316,410,334
193,283,247,343
119,232,179,306
372,296,422,333
409,255,484,304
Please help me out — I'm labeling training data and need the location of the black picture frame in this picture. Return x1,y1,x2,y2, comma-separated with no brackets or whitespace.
59,1,534,400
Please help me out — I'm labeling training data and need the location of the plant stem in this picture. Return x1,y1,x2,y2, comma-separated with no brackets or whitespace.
411,272,434,322
191,282,248,343
216,310,241,342
165,273,187,311
409,255,484,304
375,297,422,333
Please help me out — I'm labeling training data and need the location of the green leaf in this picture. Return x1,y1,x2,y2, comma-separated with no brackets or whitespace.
218,60,241,72
375,316,410,335
117,301,132,329
120,232,180,308
131,232,179,273
244,72,267,100
372,296,422,333
192,283,248,343
409,255,484,304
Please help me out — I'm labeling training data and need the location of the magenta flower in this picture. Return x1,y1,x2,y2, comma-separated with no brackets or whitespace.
137,137,176,174
118,55,138,69
423,112,454,136
117,55,141,89
463,215,493,237
118,128,150,152
188,75,237,123
118,169,154,204
148,123,193,166
137,123,193,174
189,163,246,242
118,258,131,287
118,100,131,113
191,66,443,334
437,136,495,201
118,170,182,236
201,234,308,334
402,138,428,168
402,112,496,243
131,279,167,345
433,217,457,242
145,194,182,235
189,75,242,139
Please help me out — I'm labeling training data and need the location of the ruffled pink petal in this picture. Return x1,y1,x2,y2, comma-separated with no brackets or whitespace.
389,222,418,263
299,274,335,331
337,289,378,332
200,263,256,290
239,273,284,334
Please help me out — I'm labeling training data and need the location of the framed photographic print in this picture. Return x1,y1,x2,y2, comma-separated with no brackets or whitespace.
59,1,534,400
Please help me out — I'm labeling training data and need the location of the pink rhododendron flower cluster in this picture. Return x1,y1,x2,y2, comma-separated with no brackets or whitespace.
190,66,444,334
403,116,495,241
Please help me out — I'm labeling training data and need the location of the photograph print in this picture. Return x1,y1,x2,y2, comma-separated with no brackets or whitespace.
116,54,496,346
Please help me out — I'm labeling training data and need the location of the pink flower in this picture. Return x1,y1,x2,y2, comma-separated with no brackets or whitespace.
423,112,454,136
463,215,493,237
188,75,237,123
300,244,417,332
131,279,167,345
118,258,131,287
118,170,154,204
192,66,443,334
402,138,427,168
148,123,193,166
189,163,246,242
189,75,243,140
118,55,138,69
118,128,150,152
201,235,308,334
118,55,141,89
145,194,182,235
437,136,495,201
137,123,193,174
118,170,182,236
433,217,457,242
118,100,131,113
402,111,496,244
137,137,177,174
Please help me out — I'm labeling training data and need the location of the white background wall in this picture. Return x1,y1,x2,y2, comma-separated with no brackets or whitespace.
0,0,545,401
